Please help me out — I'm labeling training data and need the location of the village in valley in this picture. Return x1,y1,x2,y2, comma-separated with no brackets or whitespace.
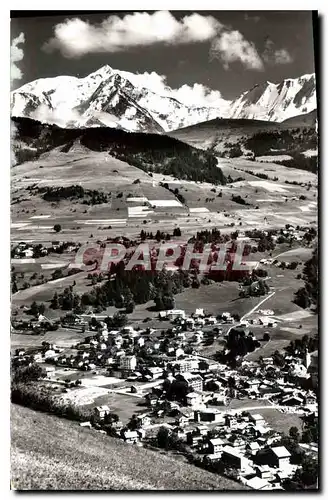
11,223,318,491
10,9,319,491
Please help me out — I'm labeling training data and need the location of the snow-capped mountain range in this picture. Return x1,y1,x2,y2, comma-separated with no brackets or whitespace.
11,65,316,133
229,74,316,122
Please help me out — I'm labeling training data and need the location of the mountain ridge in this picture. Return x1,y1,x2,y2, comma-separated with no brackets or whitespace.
11,65,316,133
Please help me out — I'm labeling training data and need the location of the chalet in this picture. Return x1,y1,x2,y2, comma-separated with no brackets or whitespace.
119,355,137,372
304,393,317,405
175,347,185,359
21,248,34,258
175,414,190,427
172,426,188,440
44,366,56,378
186,318,195,328
44,349,56,359
193,308,205,318
250,414,265,426
222,312,233,323
256,446,291,468
246,380,260,391
111,420,123,432
121,326,136,335
221,445,249,471
167,310,186,321
186,392,203,407
225,415,238,429
123,430,139,444
246,441,261,455
52,240,61,250
252,425,271,437
281,394,303,406
195,408,225,424
146,366,163,379
94,405,110,419
136,413,151,427
269,446,291,468
173,358,196,373
205,453,222,464
196,425,209,436
255,465,274,480
205,316,217,325
179,372,203,392
208,437,225,455
187,433,203,447
229,436,246,450
262,357,274,365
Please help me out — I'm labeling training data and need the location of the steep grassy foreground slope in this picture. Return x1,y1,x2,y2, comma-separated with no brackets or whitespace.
11,404,245,491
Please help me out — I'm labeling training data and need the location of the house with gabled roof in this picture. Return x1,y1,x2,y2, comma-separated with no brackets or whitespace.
208,437,225,455
94,405,110,419
123,430,139,444
255,446,291,469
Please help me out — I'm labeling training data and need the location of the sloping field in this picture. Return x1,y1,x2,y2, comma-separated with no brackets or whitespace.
169,117,280,150
11,138,317,247
11,404,245,491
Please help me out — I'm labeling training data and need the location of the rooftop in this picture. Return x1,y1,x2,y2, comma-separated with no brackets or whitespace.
271,446,291,458
210,438,225,446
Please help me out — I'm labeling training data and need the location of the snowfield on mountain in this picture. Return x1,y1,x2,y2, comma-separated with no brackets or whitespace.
11,65,316,133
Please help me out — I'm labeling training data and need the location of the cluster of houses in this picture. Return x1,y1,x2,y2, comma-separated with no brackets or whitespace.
158,308,232,328
12,302,318,490
11,240,79,259
82,399,313,490
12,242,48,259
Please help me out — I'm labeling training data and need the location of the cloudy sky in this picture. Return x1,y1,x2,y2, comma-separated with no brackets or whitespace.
11,10,316,102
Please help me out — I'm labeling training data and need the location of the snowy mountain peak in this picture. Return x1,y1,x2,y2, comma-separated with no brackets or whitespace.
88,64,114,78
229,73,316,122
11,67,316,133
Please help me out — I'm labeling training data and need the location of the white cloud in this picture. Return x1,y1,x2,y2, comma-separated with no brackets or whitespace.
30,104,85,128
43,11,222,57
244,103,268,118
30,103,131,129
11,32,25,86
210,30,264,71
11,32,26,166
172,83,223,106
124,70,225,106
263,38,293,65
41,11,267,75
273,48,293,64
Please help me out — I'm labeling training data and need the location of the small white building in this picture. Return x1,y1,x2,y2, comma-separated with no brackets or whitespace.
186,392,203,407
167,310,186,320
94,405,110,419
194,308,205,317
119,355,137,371
250,414,266,426
206,316,217,325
